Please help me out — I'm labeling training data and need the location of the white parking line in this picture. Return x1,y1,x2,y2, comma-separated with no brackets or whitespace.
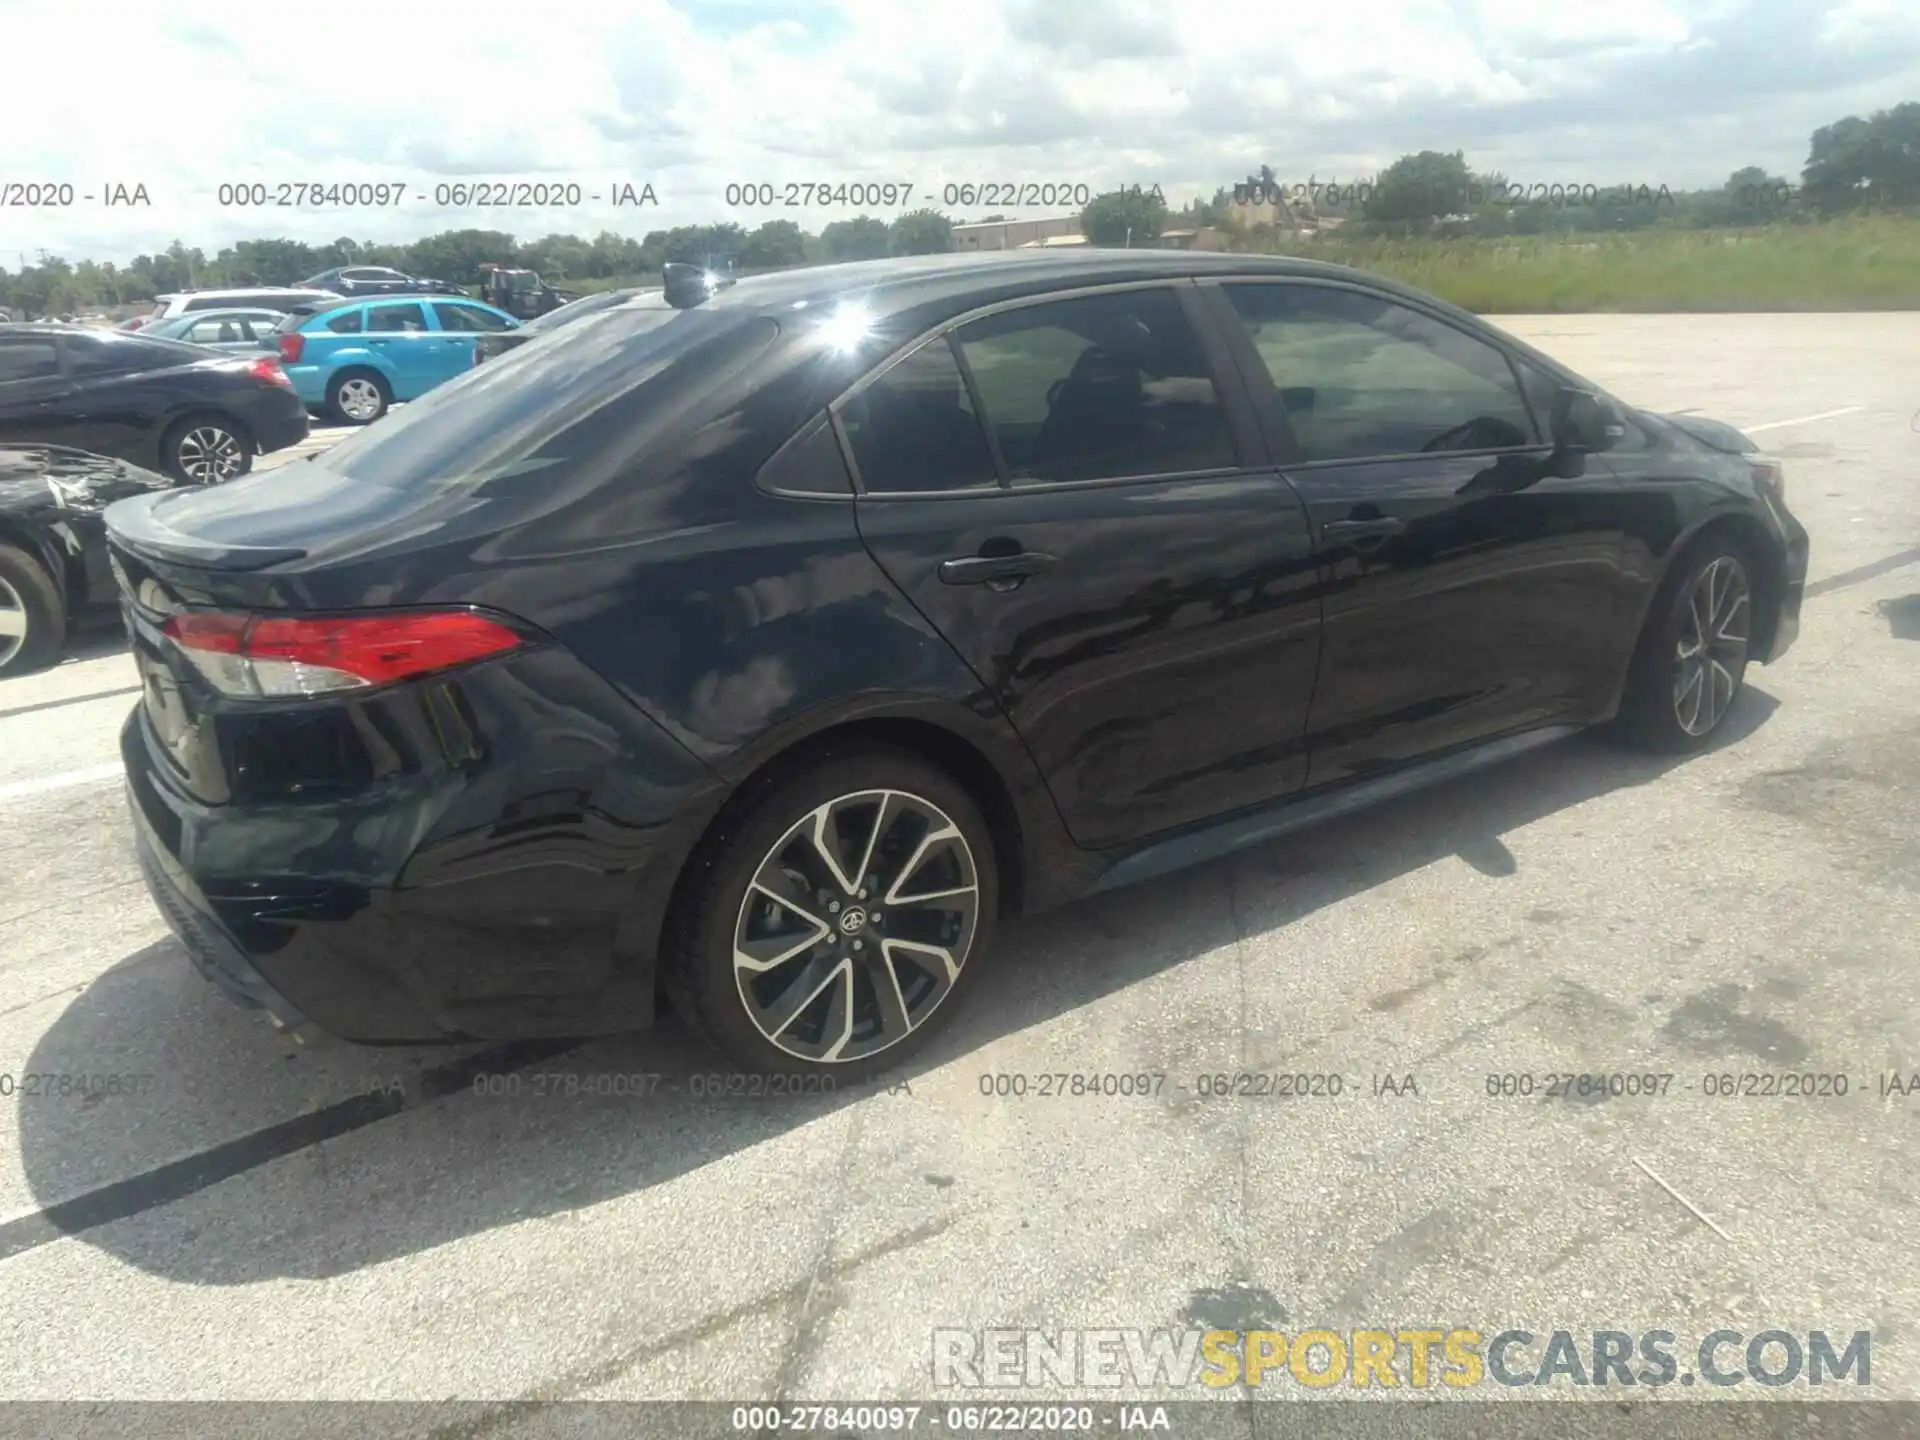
1745,406,1866,433
0,763,123,803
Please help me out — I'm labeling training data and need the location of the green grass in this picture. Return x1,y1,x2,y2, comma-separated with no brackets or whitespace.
1254,213,1920,311
565,213,1920,312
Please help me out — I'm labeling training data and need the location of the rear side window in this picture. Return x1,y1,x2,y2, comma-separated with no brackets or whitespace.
65,335,169,377
0,338,60,382
839,340,998,493
951,288,1237,484
324,309,364,334
367,303,427,333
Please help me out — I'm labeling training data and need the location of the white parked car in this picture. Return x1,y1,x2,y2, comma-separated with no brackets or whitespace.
124,287,342,331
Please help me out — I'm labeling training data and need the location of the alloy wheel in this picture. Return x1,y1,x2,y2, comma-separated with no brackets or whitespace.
732,788,981,1064
337,378,384,421
176,425,246,483
0,576,26,668
1673,555,1750,737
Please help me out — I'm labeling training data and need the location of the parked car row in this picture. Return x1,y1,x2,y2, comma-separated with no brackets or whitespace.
91,248,1807,1079
0,324,311,484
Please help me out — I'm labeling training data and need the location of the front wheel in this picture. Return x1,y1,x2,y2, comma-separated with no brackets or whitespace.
663,748,998,1078
0,543,66,676
1614,540,1755,752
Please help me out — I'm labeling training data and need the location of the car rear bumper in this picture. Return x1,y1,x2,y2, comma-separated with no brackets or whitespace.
119,649,726,1045
246,390,313,454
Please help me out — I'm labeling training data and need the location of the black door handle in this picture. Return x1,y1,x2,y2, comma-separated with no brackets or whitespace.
1321,517,1405,544
938,552,1057,587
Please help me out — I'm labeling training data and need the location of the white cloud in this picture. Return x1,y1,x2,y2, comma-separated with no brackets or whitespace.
2,0,1916,264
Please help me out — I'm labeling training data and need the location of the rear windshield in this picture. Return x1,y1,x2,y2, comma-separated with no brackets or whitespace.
308,303,778,489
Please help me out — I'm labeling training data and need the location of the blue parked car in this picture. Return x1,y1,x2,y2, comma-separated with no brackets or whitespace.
269,295,520,424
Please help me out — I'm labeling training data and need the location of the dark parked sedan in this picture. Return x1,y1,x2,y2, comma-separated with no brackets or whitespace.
0,445,172,675
106,250,1807,1075
298,267,468,298
0,325,310,483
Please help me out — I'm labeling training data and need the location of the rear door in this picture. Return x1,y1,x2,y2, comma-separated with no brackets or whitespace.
50,333,183,462
845,282,1322,851
360,300,435,397
0,334,68,446
1204,279,1629,786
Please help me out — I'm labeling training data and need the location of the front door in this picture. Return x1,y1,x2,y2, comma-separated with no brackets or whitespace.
1203,280,1630,786
846,283,1323,852
425,301,511,381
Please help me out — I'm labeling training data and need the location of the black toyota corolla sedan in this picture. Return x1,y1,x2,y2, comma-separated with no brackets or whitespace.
105,249,1808,1074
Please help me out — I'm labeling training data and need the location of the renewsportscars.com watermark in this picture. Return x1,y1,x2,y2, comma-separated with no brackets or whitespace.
932,1328,1872,1390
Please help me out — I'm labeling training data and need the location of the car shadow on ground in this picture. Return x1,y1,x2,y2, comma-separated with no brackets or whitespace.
16,693,1779,1283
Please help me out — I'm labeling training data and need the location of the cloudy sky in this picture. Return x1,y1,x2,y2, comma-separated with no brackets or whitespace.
2,0,1915,266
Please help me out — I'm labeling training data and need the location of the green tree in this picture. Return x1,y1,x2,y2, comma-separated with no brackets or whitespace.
821,215,891,261
1363,150,1474,224
888,208,953,255
741,219,806,268
1803,103,1920,211
1081,186,1168,246
404,229,519,287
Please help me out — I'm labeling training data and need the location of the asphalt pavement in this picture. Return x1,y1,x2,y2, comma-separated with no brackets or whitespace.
1,316,1917,1425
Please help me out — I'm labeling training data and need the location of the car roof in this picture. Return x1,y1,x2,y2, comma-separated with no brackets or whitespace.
157,287,333,300
692,248,1454,322
157,307,282,319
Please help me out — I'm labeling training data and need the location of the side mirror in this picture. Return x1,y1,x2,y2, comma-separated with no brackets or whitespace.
1549,387,1626,453
662,262,736,309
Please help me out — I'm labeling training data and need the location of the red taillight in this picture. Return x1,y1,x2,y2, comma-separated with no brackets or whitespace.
162,609,526,697
247,356,293,389
277,332,305,364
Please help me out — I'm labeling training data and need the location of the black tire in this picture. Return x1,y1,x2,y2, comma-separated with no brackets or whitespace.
326,369,390,425
0,543,67,677
662,745,999,1079
1612,534,1757,753
161,413,254,485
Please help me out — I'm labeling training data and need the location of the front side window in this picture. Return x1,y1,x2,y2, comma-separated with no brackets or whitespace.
1223,284,1539,463
433,303,511,332
839,339,998,494
951,288,1236,484
367,303,428,333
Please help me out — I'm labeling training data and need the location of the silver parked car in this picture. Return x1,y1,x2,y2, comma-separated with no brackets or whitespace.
141,308,287,354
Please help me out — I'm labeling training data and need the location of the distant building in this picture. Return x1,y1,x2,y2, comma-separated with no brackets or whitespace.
950,215,1082,250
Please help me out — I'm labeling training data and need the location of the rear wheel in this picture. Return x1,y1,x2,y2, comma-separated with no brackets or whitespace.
663,748,998,1078
1614,538,1755,753
326,370,389,425
161,413,253,484
0,544,66,676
